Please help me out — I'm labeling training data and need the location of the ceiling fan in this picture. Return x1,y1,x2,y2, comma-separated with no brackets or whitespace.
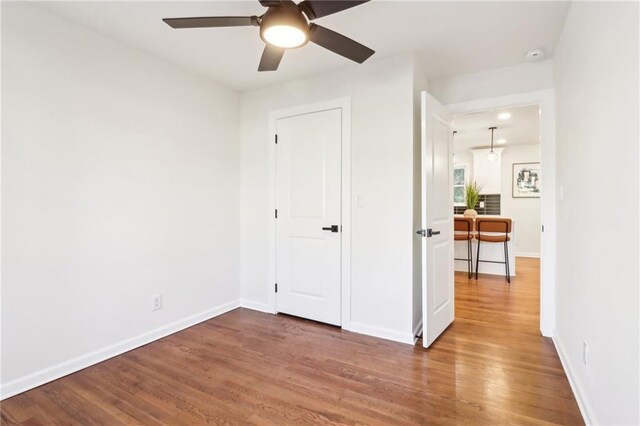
163,0,375,72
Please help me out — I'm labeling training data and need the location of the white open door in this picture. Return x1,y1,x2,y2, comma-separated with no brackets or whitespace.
420,91,454,348
275,108,342,326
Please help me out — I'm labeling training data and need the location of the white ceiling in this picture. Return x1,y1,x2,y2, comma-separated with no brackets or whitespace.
37,1,570,92
453,105,540,151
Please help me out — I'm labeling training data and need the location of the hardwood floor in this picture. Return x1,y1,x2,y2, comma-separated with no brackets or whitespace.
1,257,583,425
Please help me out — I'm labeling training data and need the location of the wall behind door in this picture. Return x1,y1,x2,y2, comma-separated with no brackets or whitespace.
240,54,417,343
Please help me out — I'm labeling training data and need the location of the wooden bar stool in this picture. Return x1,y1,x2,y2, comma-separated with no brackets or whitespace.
475,218,512,283
454,217,474,278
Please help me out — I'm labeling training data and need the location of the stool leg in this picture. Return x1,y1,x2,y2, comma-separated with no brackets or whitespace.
504,240,510,284
475,239,480,279
467,239,472,279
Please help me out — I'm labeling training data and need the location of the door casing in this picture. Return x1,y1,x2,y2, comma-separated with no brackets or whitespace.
447,89,557,337
267,97,352,330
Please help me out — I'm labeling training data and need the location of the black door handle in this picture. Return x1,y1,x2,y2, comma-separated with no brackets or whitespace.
427,229,440,237
322,225,339,233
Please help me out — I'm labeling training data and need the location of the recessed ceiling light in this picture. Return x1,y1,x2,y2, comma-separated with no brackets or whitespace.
526,49,545,60
497,138,507,145
498,112,511,120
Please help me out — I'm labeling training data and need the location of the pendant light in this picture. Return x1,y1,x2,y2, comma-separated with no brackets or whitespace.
452,130,458,164
487,126,499,162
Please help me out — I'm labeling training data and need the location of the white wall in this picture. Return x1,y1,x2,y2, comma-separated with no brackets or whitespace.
501,145,540,257
240,54,416,343
429,59,554,105
471,147,504,194
1,3,241,397
553,2,639,425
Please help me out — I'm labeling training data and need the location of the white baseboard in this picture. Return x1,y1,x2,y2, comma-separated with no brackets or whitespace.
348,321,415,345
0,299,241,401
239,302,416,346
412,321,423,344
239,303,416,347
516,252,540,258
552,334,596,425
240,299,274,314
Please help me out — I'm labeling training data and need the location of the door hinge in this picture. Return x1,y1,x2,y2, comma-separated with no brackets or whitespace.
275,134,278,144
542,225,545,232
275,283,278,293
275,209,278,219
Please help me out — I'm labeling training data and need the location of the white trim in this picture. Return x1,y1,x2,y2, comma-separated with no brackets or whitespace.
240,299,273,314
0,299,241,401
553,335,595,425
447,89,557,337
412,320,423,344
349,322,416,345
267,97,352,329
515,252,540,259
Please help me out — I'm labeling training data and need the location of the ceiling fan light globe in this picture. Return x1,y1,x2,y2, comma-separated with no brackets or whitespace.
260,3,309,49
262,25,308,48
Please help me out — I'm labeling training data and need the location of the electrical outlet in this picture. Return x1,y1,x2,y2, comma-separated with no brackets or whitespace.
583,341,588,366
152,294,162,311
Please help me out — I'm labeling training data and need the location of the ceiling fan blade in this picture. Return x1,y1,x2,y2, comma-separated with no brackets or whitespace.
309,24,374,63
298,0,369,20
258,44,285,71
163,16,259,29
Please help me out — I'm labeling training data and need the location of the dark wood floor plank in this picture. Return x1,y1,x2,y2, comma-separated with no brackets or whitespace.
1,257,583,425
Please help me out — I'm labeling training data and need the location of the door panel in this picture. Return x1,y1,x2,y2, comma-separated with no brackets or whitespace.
432,240,450,313
276,108,342,326
432,121,451,222
290,237,325,298
421,92,454,348
290,133,325,218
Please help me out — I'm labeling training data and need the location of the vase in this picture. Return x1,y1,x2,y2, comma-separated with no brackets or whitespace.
463,209,478,219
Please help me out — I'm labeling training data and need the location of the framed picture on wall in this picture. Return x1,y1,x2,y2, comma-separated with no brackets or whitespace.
512,162,541,198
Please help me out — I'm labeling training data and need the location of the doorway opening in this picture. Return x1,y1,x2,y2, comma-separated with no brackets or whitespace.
447,90,556,338
419,90,556,348
451,104,542,329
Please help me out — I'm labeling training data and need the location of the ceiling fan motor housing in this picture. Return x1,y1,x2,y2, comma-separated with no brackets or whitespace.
259,3,310,48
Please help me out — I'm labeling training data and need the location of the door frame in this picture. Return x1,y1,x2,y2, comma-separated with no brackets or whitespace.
267,97,352,329
447,89,556,337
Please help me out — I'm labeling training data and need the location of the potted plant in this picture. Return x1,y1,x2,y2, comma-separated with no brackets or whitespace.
464,182,482,218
